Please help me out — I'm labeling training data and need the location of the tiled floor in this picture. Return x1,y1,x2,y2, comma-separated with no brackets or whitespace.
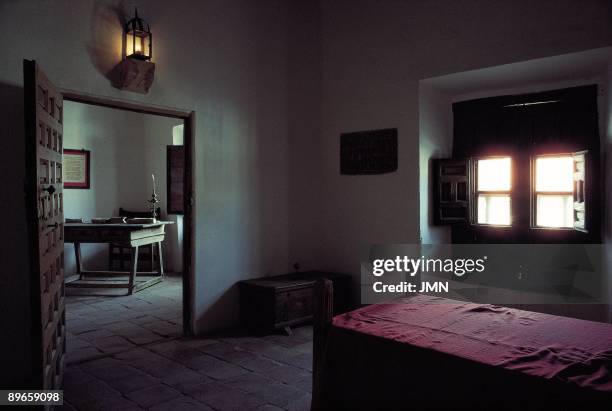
63,276,313,410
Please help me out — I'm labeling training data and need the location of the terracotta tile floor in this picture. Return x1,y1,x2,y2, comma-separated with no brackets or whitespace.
62,275,313,410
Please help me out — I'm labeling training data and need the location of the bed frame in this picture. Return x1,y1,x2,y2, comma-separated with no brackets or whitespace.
312,278,333,410
310,279,612,410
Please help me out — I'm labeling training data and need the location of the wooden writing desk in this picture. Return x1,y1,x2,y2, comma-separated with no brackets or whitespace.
64,222,172,294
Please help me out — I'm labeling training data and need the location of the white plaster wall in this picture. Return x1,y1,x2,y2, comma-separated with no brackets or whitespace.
286,1,323,272
318,0,612,302
418,84,452,245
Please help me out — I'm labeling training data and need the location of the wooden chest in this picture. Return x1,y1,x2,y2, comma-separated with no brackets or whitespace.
239,271,351,332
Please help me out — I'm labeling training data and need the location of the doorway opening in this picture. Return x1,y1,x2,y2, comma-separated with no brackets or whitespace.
60,90,194,364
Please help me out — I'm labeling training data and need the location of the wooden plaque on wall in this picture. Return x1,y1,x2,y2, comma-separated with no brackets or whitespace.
167,145,185,214
340,128,398,175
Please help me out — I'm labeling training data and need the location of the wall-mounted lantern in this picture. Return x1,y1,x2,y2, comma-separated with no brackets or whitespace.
125,8,152,61
118,8,155,94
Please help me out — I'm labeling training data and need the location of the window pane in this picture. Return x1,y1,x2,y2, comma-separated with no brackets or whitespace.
536,194,573,228
477,158,511,191
477,194,511,225
535,156,573,192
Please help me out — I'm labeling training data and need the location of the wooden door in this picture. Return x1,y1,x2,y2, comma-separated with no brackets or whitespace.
24,60,66,390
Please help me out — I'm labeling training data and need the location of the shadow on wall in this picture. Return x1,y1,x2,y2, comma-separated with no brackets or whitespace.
0,82,34,387
87,0,128,87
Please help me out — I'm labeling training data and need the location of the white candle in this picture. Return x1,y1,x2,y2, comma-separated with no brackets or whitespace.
152,174,156,195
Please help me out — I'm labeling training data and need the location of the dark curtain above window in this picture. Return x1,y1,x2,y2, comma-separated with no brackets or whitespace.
453,85,599,158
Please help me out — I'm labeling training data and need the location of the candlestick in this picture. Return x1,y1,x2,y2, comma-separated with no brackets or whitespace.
149,174,159,221
149,192,159,220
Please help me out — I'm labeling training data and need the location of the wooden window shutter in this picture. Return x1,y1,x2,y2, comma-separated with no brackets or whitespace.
573,151,587,232
167,145,185,215
434,159,470,224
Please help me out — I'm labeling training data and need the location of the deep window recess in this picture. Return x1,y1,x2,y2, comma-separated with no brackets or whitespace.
433,85,600,243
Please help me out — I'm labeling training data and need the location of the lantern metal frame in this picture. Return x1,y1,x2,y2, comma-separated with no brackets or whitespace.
124,8,152,61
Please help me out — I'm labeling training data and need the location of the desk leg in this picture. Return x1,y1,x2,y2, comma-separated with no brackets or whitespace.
157,242,164,277
75,243,83,280
149,244,155,272
128,246,139,295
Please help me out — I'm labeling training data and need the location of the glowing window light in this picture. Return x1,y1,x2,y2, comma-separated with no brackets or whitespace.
477,157,511,191
536,195,573,228
535,155,573,228
476,157,511,226
478,194,511,225
535,156,573,192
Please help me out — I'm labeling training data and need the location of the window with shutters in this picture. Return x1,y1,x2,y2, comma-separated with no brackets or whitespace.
434,152,590,234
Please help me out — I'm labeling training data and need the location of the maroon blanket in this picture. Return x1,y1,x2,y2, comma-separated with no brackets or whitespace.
319,296,612,410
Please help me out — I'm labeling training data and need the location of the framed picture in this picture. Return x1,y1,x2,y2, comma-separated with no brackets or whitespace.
63,149,90,189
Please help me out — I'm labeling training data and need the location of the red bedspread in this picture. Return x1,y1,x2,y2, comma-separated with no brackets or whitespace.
319,296,612,410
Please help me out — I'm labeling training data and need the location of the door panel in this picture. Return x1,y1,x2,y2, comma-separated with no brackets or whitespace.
24,60,65,390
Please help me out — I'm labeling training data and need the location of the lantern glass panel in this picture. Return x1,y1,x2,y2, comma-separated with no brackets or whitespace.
126,30,150,59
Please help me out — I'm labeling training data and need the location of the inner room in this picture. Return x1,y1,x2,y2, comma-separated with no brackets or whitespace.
62,100,186,363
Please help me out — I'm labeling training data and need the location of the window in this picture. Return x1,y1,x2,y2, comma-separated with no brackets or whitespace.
435,152,589,233
475,157,511,226
532,152,587,231
441,85,599,241
534,155,573,228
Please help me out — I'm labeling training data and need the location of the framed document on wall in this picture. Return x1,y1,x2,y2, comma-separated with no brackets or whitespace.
63,149,90,189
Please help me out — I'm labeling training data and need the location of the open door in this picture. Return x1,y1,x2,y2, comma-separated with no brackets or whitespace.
24,60,66,390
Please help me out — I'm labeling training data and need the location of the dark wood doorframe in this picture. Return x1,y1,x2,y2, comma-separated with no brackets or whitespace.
60,89,195,336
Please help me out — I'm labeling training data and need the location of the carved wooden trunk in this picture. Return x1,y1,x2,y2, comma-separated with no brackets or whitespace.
239,271,351,332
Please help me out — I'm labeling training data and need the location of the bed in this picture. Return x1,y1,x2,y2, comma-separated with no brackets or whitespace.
312,280,612,410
